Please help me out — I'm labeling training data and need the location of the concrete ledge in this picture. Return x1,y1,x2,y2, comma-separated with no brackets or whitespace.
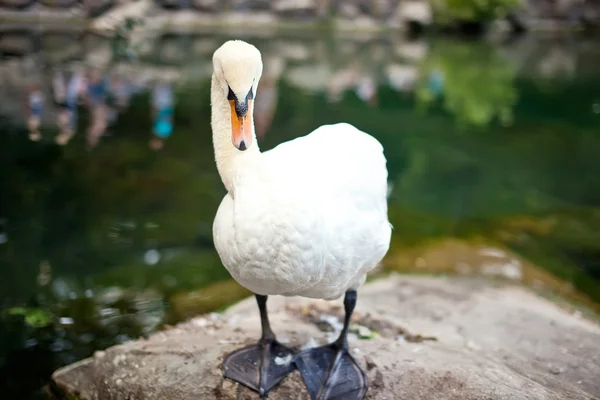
51,275,600,400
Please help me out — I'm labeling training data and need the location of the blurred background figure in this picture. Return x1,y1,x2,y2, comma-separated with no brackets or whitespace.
386,64,419,94
85,69,112,149
52,69,67,104
427,69,444,98
25,82,44,141
253,57,284,140
356,74,378,107
110,73,134,111
326,63,360,103
85,69,108,107
150,79,174,151
53,68,86,146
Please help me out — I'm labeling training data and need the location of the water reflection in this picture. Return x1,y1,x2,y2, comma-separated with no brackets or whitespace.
53,68,85,146
254,56,283,139
110,73,135,110
5,34,598,142
0,32,600,399
26,82,44,141
16,63,181,151
150,80,174,150
415,41,517,127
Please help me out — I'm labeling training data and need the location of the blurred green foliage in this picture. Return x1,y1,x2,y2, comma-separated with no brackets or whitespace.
415,40,518,128
432,0,522,22
8,307,53,328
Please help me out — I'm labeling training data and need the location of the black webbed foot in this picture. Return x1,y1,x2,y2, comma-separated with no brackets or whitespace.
223,338,295,397
295,343,367,400
295,290,368,400
222,294,296,397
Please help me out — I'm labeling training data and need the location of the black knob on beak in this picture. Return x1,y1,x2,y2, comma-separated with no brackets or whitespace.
238,140,247,151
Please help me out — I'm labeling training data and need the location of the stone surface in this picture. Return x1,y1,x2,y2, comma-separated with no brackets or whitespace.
1,0,37,8
397,0,432,25
192,0,219,12
2,0,599,31
90,0,150,31
273,0,317,17
52,275,600,400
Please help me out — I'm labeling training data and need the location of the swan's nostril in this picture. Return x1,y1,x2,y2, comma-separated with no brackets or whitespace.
235,100,248,117
238,140,247,151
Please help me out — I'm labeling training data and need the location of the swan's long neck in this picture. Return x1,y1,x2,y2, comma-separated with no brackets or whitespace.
211,74,260,195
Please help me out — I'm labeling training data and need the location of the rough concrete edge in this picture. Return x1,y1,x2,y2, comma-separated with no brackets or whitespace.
50,358,96,400
49,275,600,399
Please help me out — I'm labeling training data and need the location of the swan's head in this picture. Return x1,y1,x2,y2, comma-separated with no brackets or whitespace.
213,40,263,151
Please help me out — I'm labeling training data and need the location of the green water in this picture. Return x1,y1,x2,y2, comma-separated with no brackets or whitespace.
1,33,600,398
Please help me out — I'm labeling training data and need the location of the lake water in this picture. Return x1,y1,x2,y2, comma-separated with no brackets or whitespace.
1,31,600,398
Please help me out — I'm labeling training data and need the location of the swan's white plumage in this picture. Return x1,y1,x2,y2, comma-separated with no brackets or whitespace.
212,41,392,301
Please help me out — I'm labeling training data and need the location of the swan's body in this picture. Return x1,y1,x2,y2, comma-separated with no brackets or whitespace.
213,122,391,300
212,40,389,400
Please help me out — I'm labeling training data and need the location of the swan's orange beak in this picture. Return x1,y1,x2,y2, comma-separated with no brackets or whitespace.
230,99,253,151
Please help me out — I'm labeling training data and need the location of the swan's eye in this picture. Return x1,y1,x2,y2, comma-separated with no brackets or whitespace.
246,88,253,101
227,86,235,101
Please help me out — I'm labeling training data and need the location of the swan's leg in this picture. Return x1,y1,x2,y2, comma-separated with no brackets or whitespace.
222,294,295,397
295,290,368,400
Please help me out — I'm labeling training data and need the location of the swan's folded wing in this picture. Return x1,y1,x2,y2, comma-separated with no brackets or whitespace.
264,122,389,215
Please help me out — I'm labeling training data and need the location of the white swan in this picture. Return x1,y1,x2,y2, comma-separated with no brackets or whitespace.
211,40,392,400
